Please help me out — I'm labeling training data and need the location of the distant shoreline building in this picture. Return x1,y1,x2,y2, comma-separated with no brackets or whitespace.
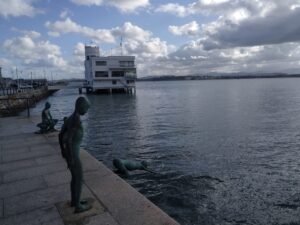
84,45,136,93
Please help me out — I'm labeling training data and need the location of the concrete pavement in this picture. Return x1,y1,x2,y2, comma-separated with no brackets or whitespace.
0,116,180,225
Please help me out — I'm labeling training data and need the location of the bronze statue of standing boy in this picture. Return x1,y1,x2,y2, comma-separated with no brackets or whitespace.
59,96,92,213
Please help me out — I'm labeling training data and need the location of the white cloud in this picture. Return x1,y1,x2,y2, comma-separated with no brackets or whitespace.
67,42,85,75
153,40,300,76
70,0,103,6
45,19,174,61
199,3,300,50
291,4,300,10
169,21,200,37
201,0,230,5
156,0,300,51
154,0,300,76
45,18,115,43
24,30,41,39
44,19,177,76
0,0,42,18
70,0,149,12
11,28,42,39
155,3,194,17
109,0,149,12
0,58,13,76
227,8,250,24
3,34,67,68
109,23,175,59
73,42,85,57
60,9,73,19
2,36,89,78
111,22,152,42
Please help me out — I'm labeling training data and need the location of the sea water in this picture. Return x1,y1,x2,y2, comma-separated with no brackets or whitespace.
32,78,300,225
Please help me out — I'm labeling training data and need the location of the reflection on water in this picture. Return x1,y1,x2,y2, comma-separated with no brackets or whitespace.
31,78,300,225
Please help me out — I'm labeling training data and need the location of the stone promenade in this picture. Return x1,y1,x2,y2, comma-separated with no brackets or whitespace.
0,116,180,225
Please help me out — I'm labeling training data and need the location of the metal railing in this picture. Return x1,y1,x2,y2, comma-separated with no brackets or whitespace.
0,87,26,96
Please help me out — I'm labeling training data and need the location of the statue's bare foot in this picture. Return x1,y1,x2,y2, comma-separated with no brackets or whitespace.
74,203,92,213
70,199,88,207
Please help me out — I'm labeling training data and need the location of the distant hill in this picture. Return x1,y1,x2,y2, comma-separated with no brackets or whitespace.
137,73,300,81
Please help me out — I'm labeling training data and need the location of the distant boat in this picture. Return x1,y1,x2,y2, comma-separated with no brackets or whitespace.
84,45,136,94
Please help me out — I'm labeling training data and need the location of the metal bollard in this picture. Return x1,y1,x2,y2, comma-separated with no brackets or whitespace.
27,98,30,117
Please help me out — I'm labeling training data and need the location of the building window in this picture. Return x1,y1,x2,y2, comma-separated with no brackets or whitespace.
95,61,107,66
119,61,134,67
112,80,117,85
125,69,136,78
112,71,125,77
95,71,108,77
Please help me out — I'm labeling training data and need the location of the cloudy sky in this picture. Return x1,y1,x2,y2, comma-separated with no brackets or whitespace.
1,0,300,79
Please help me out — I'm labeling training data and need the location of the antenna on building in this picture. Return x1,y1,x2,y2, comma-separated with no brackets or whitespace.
120,36,123,56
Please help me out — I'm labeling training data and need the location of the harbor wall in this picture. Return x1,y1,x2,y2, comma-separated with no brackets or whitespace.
0,87,55,117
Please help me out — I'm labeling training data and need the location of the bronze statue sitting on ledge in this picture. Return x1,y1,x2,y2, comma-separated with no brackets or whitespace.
36,102,58,133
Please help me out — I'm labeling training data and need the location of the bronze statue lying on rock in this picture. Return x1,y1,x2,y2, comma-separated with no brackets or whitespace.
113,159,158,176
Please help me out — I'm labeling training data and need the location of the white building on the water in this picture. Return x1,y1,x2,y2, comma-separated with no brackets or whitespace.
84,45,136,93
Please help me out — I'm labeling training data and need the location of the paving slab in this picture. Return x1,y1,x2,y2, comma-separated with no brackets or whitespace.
0,176,47,198
3,162,66,183
0,135,28,143
1,140,31,151
83,169,112,182
85,173,180,225
0,134,22,142
81,150,111,173
85,212,120,225
0,118,36,137
1,145,31,155
0,206,61,225
24,135,48,143
2,147,56,163
43,218,65,225
43,131,60,143
4,184,69,216
0,159,37,173
0,133,33,141
4,183,94,217
35,154,65,165
44,170,71,187
30,144,57,152
0,133,47,147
